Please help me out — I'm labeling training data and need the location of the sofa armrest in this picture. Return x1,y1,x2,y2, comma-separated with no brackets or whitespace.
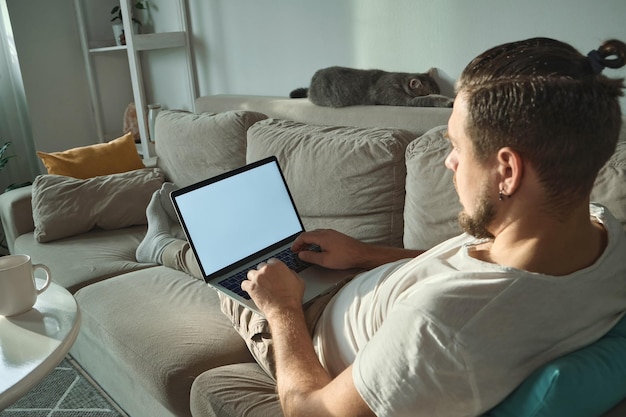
0,185,34,254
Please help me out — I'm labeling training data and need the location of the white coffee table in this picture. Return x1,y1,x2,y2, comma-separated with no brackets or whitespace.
0,278,81,409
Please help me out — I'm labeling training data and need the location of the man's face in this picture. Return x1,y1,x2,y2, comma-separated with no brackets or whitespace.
445,93,496,239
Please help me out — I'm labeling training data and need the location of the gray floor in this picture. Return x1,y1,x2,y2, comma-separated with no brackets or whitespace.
0,356,128,417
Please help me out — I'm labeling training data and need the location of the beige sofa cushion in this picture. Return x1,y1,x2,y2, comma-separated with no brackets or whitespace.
592,139,626,231
155,110,267,187
246,119,416,247
404,125,462,250
14,226,153,293
71,267,254,417
404,126,626,251
31,168,164,243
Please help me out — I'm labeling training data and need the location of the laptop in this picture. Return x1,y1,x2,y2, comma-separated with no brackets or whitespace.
170,156,357,315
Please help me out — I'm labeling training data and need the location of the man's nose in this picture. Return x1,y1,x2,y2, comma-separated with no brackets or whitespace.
445,151,457,171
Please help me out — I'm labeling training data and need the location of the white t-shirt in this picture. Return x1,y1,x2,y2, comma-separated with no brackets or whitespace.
312,203,626,417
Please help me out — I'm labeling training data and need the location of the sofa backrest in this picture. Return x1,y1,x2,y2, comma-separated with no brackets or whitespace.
156,97,454,247
194,95,452,137
155,96,626,251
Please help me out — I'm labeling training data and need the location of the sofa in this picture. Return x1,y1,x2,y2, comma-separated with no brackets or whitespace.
1,94,626,417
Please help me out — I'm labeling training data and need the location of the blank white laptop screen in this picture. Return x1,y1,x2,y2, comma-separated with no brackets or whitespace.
173,160,303,276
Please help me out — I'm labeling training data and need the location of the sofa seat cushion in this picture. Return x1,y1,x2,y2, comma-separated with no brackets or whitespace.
155,110,268,187
246,119,416,247
70,267,254,417
404,125,462,250
14,226,152,293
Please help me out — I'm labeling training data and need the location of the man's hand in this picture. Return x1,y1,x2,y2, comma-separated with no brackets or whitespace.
241,259,304,319
293,229,425,271
292,229,373,270
241,257,375,417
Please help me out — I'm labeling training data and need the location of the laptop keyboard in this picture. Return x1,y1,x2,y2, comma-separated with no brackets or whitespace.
217,247,310,300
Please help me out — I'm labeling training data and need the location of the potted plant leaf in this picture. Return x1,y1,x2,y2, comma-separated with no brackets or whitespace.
0,141,31,192
0,141,15,172
111,1,147,46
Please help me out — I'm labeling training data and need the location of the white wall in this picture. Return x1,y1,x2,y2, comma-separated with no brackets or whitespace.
5,0,626,160
189,0,356,97
189,0,626,102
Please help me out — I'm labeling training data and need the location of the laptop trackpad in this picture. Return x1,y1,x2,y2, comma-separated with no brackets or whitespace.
300,266,360,304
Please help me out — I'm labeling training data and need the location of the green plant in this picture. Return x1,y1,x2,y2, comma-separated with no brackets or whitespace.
0,141,15,172
0,141,31,193
110,1,146,26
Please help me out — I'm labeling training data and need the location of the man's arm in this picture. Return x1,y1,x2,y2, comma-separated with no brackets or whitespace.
293,229,424,271
242,260,375,417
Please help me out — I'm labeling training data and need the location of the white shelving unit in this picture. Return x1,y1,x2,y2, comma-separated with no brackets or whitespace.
74,0,197,158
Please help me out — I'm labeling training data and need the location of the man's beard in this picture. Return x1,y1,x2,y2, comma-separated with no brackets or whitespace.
458,185,496,239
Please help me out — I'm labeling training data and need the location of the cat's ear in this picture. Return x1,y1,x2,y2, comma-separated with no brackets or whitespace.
427,67,437,77
409,78,424,89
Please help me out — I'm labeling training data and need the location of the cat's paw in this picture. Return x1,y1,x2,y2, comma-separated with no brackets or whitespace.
430,94,454,108
441,97,454,108
409,94,454,108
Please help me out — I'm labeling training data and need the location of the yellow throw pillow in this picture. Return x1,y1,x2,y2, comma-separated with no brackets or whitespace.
37,132,144,179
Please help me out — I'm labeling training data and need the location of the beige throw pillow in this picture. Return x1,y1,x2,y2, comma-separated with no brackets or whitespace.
155,110,267,187
32,168,164,243
404,125,462,250
592,140,626,231
404,126,626,249
246,119,416,247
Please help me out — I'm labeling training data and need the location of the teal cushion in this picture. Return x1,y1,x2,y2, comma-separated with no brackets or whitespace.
487,314,626,417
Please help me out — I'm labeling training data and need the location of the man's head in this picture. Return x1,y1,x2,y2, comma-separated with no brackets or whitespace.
448,37,626,237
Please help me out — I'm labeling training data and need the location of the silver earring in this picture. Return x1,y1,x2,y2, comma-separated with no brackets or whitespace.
499,189,508,201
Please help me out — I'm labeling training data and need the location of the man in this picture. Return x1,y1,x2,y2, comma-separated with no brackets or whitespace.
138,37,626,416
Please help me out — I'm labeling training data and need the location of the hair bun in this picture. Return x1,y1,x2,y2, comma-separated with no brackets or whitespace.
587,50,606,74
596,39,626,71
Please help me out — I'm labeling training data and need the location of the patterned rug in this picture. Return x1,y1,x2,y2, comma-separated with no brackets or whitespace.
0,355,127,417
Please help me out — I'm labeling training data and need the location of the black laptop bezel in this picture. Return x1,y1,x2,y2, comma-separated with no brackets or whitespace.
170,156,306,283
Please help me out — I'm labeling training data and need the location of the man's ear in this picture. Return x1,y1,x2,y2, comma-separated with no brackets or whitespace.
496,147,523,195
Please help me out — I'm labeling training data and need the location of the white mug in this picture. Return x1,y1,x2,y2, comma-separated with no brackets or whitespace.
0,254,52,317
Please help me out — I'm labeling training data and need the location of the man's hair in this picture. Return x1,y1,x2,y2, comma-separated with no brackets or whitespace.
457,37,626,208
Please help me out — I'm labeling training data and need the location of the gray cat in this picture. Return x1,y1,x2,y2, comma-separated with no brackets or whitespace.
290,66,454,108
